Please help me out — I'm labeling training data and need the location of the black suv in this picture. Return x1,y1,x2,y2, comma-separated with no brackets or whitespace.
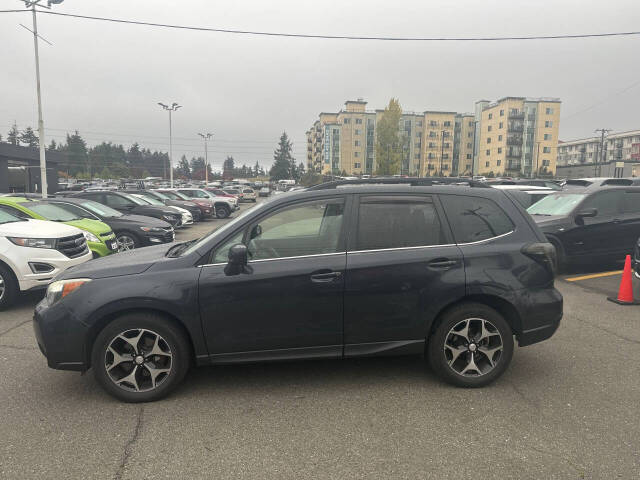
34,179,562,402
526,185,640,269
120,189,203,222
72,191,183,228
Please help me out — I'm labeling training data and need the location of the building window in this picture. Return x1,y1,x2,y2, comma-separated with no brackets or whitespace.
498,135,503,141
428,153,435,159
468,121,474,127
414,153,420,159
416,131,421,138
498,147,502,153
354,151,360,157
497,160,501,166
487,138,491,144
343,118,350,124
543,146,551,153
486,149,490,156
354,140,361,146
485,161,490,167
416,120,423,127
444,121,451,127
544,134,551,140
467,132,473,138
466,154,472,159
429,121,437,127
488,113,493,120
488,125,492,132
443,154,449,160
499,122,503,129
355,118,363,124
428,164,434,170
545,108,553,114
466,143,472,148
500,109,504,116
444,143,450,148
442,164,449,170
545,121,553,127
542,159,550,166
355,129,361,135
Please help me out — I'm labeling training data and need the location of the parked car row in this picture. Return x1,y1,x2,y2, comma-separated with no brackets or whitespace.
0,186,247,309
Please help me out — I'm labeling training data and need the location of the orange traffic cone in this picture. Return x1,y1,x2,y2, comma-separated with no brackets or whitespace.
607,255,640,305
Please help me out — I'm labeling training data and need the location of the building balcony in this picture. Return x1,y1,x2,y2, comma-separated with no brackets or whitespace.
506,162,522,171
506,150,522,158
506,135,522,146
509,111,525,119
508,124,524,133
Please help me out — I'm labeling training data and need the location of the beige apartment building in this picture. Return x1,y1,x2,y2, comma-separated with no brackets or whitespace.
473,97,561,177
307,99,476,176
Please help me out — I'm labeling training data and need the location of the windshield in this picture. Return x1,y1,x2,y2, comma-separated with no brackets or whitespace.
79,200,123,217
166,191,190,200
27,203,83,221
180,201,270,256
527,193,586,216
135,194,164,206
149,191,170,201
121,192,149,206
0,210,24,224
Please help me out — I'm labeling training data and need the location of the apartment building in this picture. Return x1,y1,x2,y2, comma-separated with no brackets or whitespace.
557,137,601,166
473,97,561,177
605,130,640,163
306,99,475,176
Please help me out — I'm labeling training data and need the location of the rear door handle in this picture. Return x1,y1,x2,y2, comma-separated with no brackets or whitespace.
428,259,457,269
310,270,343,282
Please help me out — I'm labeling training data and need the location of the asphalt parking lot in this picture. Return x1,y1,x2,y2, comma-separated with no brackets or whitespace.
1,197,640,479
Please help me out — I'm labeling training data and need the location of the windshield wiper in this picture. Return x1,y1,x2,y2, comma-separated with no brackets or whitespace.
166,239,198,257
530,213,552,216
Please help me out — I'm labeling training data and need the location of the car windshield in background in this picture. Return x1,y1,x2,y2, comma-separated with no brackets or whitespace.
138,195,164,206
172,191,191,200
149,191,170,201
121,193,149,206
80,201,123,218
27,203,82,221
527,193,586,216
0,210,24,224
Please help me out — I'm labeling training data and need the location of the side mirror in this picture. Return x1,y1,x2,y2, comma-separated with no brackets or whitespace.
228,244,248,266
576,208,597,219
250,224,262,239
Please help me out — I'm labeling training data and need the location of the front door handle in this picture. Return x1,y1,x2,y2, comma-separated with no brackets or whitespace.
310,270,342,283
428,258,457,269
612,218,621,224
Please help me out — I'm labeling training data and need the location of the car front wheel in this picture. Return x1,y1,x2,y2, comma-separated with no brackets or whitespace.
91,313,191,402
116,232,139,252
215,205,230,219
428,303,514,388
0,264,18,310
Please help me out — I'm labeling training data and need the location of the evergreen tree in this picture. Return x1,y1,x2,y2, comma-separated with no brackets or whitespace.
375,98,403,175
223,156,235,178
48,139,57,151
60,131,89,176
19,127,39,147
270,132,295,181
253,161,260,177
7,124,19,145
177,155,191,178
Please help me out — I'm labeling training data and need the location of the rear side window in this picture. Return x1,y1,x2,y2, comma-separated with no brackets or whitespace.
581,190,624,216
355,196,445,251
440,195,514,244
622,191,640,214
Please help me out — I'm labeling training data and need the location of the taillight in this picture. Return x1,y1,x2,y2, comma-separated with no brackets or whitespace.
522,242,557,276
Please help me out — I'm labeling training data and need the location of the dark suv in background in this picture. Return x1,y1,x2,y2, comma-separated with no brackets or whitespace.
527,185,640,270
34,178,562,402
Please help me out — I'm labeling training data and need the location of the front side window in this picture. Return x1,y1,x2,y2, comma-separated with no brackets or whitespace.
216,199,346,261
354,196,445,251
581,191,624,216
440,195,514,244
104,194,134,208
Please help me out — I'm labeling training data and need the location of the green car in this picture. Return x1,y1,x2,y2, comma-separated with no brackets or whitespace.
0,197,118,257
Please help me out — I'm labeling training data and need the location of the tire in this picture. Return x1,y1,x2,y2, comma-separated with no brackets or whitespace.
427,302,514,388
115,231,140,252
215,205,230,219
91,313,191,402
252,199,257,203
0,263,18,311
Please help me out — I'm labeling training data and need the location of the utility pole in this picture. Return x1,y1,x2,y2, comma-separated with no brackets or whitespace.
534,141,541,178
594,128,611,177
439,130,446,177
157,102,181,187
470,120,478,177
197,133,213,186
23,0,63,197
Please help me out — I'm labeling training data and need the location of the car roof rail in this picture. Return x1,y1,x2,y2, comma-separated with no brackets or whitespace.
306,177,490,191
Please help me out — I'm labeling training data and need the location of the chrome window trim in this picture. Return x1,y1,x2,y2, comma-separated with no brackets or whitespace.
200,251,346,268
348,244,455,255
456,230,514,245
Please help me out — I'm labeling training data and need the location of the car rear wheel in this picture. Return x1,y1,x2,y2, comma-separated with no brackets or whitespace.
215,205,230,219
116,232,139,252
428,303,514,388
91,313,191,402
0,264,18,311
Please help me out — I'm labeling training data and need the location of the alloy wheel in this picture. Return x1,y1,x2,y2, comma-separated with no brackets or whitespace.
0,274,5,301
117,235,135,252
104,328,173,392
443,318,504,377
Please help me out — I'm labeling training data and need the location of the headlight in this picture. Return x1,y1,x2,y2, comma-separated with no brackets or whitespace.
83,231,100,243
46,278,91,305
7,237,56,249
140,226,164,232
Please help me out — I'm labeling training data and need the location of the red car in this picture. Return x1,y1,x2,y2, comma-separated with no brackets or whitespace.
204,188,237,200
155,189,215,218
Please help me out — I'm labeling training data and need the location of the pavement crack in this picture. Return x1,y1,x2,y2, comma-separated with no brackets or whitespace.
114,405,144,480
528,444,586,476
573,315,640,345
0,344,37,351
0,320,31,338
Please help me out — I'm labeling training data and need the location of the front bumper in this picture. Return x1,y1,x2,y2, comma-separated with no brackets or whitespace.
89,239,118,257
140,228,175,245
33,297,88,371
12,248,92,291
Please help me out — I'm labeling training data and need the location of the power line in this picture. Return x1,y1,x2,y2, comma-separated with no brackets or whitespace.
562,78,640,120
2,9,640,42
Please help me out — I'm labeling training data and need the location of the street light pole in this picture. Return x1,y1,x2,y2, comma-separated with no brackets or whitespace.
198,132,213,186
157,102,181,187
439,130,446,177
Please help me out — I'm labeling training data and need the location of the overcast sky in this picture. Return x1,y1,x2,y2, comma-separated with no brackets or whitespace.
1,0,639,171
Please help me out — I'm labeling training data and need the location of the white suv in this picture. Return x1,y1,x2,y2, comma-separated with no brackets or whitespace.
0,210,92,309
175,188,238,219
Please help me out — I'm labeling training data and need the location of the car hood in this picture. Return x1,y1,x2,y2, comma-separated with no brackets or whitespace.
135,205,178,216
530,214,570,230
120,214,172,228
0,218,83,237
59,243,171,280
65,218,113,236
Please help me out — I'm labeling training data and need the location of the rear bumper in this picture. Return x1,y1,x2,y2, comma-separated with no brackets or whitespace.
516,286,563,347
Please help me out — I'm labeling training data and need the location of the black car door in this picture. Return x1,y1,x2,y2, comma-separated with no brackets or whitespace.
618,190,640,255
102,193,137,214
198,196,349,362
572,190,625,258
343,194,465,356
